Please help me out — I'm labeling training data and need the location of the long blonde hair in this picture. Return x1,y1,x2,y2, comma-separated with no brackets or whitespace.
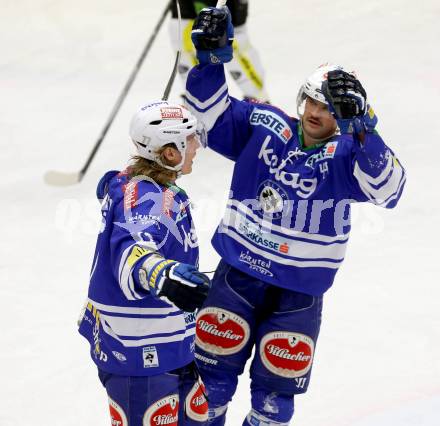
128,145,178,186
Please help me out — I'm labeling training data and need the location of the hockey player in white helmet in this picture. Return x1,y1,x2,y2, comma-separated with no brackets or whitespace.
184,7,406,425
296,63,370,147
78,100,210,425
129,100,208,176
293,63,342,150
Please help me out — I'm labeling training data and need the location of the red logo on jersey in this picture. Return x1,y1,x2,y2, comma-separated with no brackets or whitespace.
160,107,183,119
281,128,292,141
260,332,314,378
143,394,179,426
196,307,250,355
185,380,208,422
123,181,138,211
326,144,336,155
279,243,289,254
108,398,127,426
162,188,175,217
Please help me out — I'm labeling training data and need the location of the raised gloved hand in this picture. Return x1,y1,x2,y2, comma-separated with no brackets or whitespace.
143,259,210,312
322,70,378,135
191,7,234,65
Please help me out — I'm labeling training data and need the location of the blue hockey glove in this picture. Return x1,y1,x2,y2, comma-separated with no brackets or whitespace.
191,7,234,65
143,258,210,312
322,70,378,134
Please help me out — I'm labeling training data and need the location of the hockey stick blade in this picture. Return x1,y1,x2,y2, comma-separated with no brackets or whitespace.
44,170,83,186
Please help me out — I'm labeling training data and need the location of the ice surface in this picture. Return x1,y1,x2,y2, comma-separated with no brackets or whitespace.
1,0,439,425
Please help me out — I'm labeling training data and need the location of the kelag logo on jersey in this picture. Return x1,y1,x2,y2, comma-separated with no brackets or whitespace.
258,136,318,198
250,108,293,143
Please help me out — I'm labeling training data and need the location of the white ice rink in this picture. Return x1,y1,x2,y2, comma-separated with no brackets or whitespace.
1,0,439,424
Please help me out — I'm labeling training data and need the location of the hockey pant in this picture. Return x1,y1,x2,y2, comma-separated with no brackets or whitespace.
168,4,269,101
195,260,323,425
98,362,208,425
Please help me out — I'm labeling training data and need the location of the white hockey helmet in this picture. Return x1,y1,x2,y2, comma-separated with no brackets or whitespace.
296,63,346,117
129,100,206,171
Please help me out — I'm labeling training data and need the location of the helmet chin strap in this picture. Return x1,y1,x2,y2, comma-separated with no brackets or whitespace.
155,151,186,177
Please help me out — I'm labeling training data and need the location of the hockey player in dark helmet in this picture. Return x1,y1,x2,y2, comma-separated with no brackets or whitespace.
169,0,269,102
78,100,211,425
184,5,406,426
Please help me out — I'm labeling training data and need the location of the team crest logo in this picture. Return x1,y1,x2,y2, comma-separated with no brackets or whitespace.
260,332,314,378
109,398,128,426
257,180,288,219
185,381,209,422
143,394,179,426
196,307,250,355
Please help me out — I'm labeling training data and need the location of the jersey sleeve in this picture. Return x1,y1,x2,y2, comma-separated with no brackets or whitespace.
347,132,406,208
185,63,254,161
108,182,175,300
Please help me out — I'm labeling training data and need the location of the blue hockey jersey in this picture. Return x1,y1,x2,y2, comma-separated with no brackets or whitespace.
185,64,406,296
78,170,199,376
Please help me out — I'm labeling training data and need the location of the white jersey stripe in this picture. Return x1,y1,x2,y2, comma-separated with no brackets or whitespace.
118,244,143,300
227,199,349,243
383,174,407,207
100,313,185,338
354,157,404,205
88,298,180,315
190,96,231,132
222,226,342,269
101,320,196,347
356,151,394,186
184,82,228,110
223,207,348,261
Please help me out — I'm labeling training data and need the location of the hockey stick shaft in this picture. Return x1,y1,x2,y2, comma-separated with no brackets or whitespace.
162,0,182,101
79,0,172,181
216,0,227,7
